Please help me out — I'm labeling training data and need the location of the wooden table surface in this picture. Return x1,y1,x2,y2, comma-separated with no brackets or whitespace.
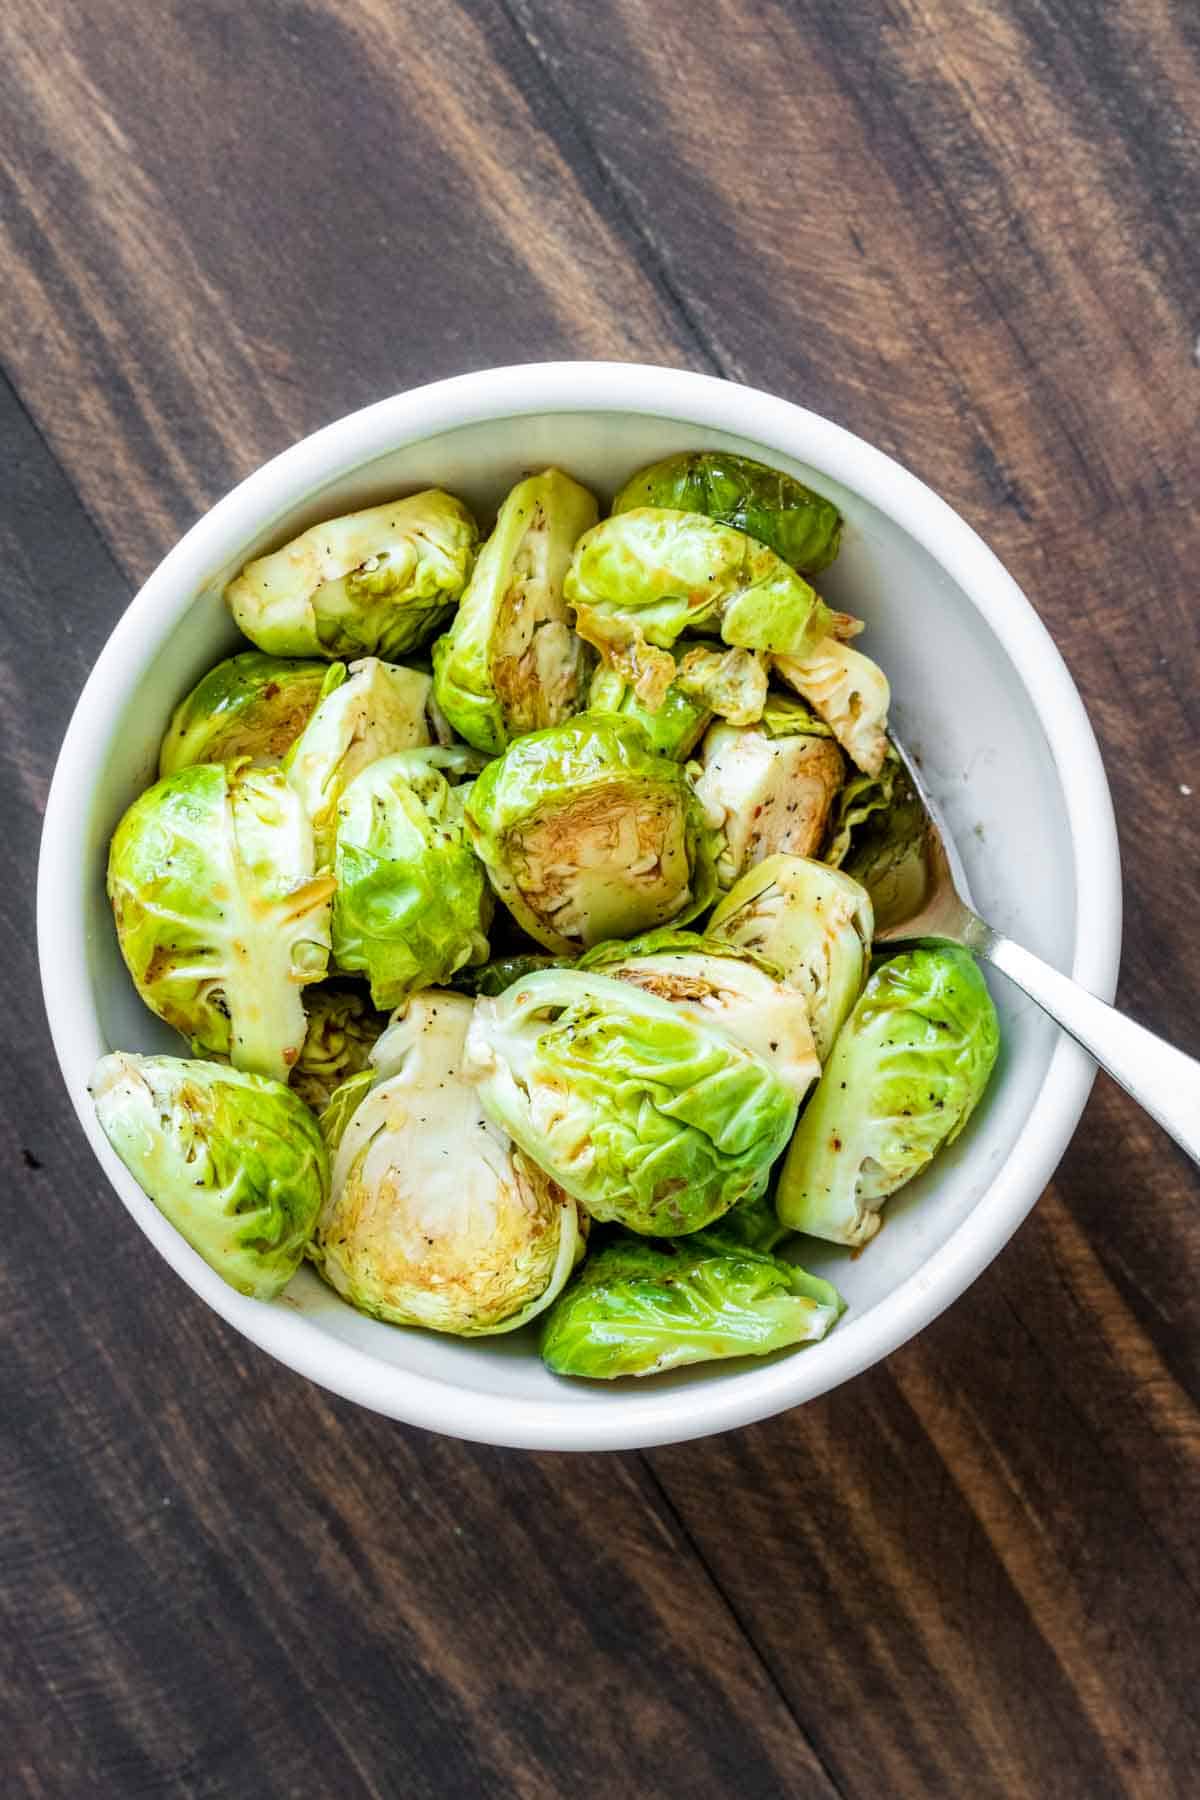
4,3,1199,1795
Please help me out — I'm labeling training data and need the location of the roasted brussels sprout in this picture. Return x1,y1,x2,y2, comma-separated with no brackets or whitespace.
464,717,718,954
692,696,846,888
332,749,491,1008
310,994,581,1335
432,468,599,754
708,855,874,1062
774,639,890,777
776,946,1000,1246
284,656,434,864
159,652,331,777
464,968,798,1236
565,510,853,711
588,642,769,757
107,763,333,1082
226,490,477,660
291,985,388,1114
540,1232,843,1378
579,928,820,1102
613,450,843,575
91,1052,329,1300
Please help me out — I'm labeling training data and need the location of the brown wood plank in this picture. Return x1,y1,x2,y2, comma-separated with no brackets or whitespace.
4,0,1200,1796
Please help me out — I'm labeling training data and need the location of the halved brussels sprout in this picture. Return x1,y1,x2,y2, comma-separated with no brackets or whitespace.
774,639,890,776
159,652,331,777
540,1232,843,1378
708,856,874,1062
226,490,477,660
431,468,599,754
107,763,334,1081
464,968,798,1236
284,656,434,865
291,985,388,1114
309,994,580,1335
464,717,718,954
565,510,854,711
776,945,1000,1246
332,749,491,1008
692,700,846,889
579,928,820,1102
613,450,843,575
91,1053,329,1300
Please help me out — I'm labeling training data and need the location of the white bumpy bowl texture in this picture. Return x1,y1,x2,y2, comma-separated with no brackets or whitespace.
38,363,1121,1450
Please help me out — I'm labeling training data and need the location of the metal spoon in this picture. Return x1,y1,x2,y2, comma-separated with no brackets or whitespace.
843,736,1200,1164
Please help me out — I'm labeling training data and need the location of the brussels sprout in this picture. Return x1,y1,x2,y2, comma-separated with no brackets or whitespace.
588,658,714,761
284,656,435,864
332,749,491,1008
463,717,718,954
309,994,581,1335
291,985,388,1113
91,1052,329,1300
464,968,798,1236
822,750,899,869
540,1232,843,1378
774,639,890,777
692,703,846,889
714,1188,791,1254
776,946,1000,1246
613,450,843,575
107,763,334,1081
708,856,874,1062
579,928,820,1102
431,469,599,754
565,510,854,712
226,490,478,660
451,952,569,998
158,652,332,777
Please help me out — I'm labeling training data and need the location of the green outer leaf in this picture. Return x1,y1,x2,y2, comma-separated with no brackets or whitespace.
758,691,834,739
776,945,1001,1246
106,762,333,1081
450,953,571,998
432,468,599,754
465,967,798,1236
159,652,331,777
612,451,844,575
319,1068,376,1153
564,509,836,694
463,716,719,954
539,1231,843,1378
578,927,779,978
91,1052,329,1301
331,750,491,1008
822,749,899,868
587,659,712,760
226,490,478,659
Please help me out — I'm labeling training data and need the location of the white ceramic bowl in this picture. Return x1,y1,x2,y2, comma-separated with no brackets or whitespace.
38,363,1121,1450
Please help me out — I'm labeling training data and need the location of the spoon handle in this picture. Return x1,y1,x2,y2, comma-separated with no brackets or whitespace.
977,929,1200,1166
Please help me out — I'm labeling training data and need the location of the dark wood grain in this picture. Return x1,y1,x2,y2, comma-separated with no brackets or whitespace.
3,1,1199,1796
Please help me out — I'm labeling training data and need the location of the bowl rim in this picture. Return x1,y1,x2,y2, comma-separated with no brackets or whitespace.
38,360,1122,1450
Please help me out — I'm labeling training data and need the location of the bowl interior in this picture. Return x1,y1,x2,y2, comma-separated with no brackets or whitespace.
47,390,1105,1447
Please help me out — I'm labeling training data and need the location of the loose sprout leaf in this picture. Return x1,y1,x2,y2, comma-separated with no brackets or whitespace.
776,945,1000,1246
464,716,718,954
292,985,388,1114
310,994,580,1335
587,654,715,761
612,450,844,575
450,952,571,998
107,762,333,1082
159,652,331,777
565,509,841,708
822,749,899,870
708,855,874,1062
540,1231,843,1378
464,968,798,1236
331,750,491,1009
432,468,599,754
91,1053,329,1301
226,490,478,660
773,640,890,777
